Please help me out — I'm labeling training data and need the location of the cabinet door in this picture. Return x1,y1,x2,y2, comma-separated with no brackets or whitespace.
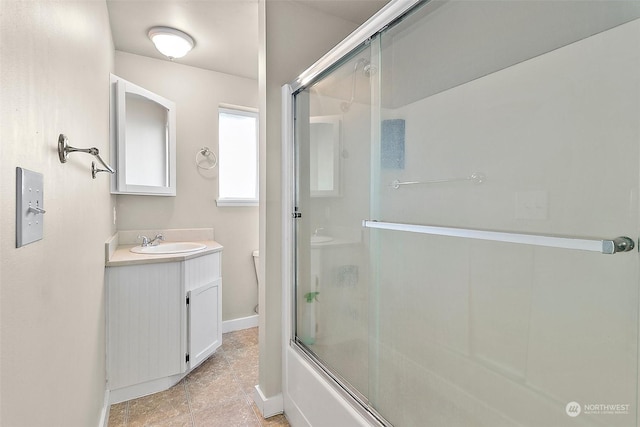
107,262,185,390
188,279,222,368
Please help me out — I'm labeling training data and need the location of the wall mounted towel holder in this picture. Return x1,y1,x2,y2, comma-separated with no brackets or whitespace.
57,134,115,179
390,172,485,189
195,146,218,170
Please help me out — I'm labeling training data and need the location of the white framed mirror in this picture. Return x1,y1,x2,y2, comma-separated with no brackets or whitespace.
310,115,341,197
110,74,176,196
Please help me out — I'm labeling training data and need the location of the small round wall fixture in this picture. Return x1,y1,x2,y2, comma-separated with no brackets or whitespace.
148,26,195,60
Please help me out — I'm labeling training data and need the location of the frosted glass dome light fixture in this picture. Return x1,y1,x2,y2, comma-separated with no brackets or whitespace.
148,26,195,60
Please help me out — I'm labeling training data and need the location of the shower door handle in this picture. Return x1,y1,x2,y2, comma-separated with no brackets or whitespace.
363,220,636,255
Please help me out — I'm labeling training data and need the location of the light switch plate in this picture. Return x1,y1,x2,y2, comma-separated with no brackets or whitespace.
16,167,44,247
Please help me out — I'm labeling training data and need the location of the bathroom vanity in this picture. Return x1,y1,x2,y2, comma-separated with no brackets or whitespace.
105,236,222,403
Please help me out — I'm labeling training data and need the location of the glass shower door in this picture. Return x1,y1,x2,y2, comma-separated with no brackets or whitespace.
292,2,640,426
294,43,374,399
368,3,640,426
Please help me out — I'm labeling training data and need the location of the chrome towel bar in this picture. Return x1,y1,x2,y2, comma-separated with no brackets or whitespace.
362,220,635,254
58,134,115,179
390,172,485,189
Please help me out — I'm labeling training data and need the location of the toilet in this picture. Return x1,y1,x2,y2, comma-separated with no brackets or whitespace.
252,250,260,313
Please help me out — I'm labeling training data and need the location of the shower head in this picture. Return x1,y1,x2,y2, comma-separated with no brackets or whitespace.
354,58,369,71
363,63,377,77
341,58,374,113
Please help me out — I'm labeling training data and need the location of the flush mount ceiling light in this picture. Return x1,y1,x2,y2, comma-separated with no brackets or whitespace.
148,26,195,60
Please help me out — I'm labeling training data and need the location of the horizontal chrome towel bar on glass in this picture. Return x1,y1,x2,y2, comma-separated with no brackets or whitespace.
390,172,485,189
362,220,635,254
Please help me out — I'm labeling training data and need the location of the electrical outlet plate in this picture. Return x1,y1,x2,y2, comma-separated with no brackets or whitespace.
16,167,44,247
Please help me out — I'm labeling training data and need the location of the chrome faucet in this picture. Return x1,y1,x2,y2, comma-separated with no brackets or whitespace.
149,233,165,246
138,233,164,247
313,227,325,236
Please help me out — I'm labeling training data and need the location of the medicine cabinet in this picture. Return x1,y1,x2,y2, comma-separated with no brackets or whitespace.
310,115,341,197
110,74,176,196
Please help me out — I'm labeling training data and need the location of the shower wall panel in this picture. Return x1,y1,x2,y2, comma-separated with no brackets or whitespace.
371,16,640,427
380,19,640,236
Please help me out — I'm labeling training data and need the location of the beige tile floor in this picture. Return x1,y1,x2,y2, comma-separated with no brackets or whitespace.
108,328,289,427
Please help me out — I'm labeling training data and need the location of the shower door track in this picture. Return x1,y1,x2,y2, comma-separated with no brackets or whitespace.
363,220,635,254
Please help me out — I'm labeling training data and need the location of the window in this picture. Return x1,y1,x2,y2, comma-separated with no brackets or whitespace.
217,107,259,206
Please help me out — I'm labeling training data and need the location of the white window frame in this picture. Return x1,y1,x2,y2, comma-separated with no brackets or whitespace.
216,106,259,207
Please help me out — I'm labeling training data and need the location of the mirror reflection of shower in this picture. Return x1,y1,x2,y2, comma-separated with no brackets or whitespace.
340,58,376,112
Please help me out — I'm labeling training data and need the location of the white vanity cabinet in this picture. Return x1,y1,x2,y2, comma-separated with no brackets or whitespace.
106,250,222,403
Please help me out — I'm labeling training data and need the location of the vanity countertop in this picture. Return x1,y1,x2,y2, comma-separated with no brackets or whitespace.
106,240,223,267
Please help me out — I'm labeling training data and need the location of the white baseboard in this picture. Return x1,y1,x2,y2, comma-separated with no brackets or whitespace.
222,314,259,333
253,385,284,418
99,389,110,427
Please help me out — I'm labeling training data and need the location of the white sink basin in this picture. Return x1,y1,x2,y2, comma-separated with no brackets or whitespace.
311,235,333,244
130,242,207,254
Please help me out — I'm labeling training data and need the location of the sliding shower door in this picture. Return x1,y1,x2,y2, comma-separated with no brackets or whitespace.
292,2,640,426
294,42,374,398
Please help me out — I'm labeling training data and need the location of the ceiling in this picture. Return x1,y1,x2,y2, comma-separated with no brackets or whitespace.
106,0,389,80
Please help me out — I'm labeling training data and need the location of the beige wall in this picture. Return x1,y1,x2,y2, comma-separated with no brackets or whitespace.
114,51,259,321
260,0,362,399
0,2,114,426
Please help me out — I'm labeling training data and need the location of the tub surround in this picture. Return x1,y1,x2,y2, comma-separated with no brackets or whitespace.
281,4,640,426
